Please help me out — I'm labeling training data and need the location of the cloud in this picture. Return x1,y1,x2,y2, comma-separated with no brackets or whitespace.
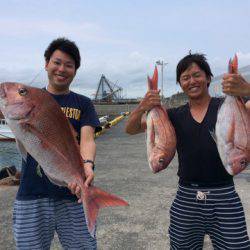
0,19,132,47
236,51,250,67
0,47,182,98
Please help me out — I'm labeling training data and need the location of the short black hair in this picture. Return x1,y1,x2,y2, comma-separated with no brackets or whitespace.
44,37,81,70
176,53,213,86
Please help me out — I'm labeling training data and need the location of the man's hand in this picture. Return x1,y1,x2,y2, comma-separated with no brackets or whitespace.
222,73,250,97
138,90,161,112
67,164,94,203
84,163,94,187
68,181,82,203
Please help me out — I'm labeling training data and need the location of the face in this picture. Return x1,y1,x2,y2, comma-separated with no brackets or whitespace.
179,63,210,99
45,50,76,93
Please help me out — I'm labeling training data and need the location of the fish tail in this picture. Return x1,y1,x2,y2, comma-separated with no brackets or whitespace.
147,76,153,90
228,54,238,74
232,54,238,74
147,67,158,90
81,186,129,236
151,66,158,90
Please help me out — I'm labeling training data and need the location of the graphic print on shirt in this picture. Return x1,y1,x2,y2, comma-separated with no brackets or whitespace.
61,107,81,121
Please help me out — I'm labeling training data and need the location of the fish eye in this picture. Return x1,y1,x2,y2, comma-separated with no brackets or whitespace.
240,159,247,167
18,88,28,96
159,158,164,163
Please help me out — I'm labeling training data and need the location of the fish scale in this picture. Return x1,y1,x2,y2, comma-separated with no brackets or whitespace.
0,82,128,236
215,55,250,175
146,67,176,173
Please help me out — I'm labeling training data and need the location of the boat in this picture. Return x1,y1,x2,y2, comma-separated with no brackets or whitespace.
0,119,15,141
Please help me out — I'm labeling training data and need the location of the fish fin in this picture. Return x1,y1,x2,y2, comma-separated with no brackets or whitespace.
36,164,43,178
231,54,238,74
19,121,76,185
147,67,158,91
228,54,238,74
209,130,217,144
82,186,129,237
151,66,158,90
19,121,71,160
147,76,153,90
15,139,27,162
17,137,49,180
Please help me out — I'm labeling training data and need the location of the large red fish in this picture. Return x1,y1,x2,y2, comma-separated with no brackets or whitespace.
215,55,250,175
0,82,128,236
146,67,176,173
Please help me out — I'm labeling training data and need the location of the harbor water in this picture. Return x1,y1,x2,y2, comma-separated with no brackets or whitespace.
0,142,21,170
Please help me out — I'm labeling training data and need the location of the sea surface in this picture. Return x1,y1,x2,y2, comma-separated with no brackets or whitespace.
0,142,21,170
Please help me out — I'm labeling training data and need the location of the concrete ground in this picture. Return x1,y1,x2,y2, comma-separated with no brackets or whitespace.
1,118,250,249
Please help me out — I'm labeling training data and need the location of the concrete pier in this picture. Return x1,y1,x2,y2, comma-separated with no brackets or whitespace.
1,118,250,249
94,104,138,116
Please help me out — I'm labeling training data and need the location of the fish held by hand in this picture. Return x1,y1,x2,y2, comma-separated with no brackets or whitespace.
0,82,128,236
215,55,250,175
146,67,176,173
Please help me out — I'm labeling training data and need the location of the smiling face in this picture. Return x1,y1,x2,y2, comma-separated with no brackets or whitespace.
45,49,76,94
179,63,210,100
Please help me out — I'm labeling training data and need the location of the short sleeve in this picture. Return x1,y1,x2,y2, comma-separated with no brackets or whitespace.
80,99,101,130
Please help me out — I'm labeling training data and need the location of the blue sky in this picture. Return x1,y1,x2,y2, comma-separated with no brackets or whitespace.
1,0,250,98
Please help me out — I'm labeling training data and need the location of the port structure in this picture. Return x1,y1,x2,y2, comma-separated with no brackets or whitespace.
94,75,123,103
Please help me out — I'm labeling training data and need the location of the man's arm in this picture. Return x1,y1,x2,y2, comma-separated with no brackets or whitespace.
68,125,96,201
125,106,146,135
80,125,96,187
125,90,161,135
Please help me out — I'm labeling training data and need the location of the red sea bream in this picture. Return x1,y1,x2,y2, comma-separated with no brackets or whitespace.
215,55,250,175
146,67,176,173
0,82,128,236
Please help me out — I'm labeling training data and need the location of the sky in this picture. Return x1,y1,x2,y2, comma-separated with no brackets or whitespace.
1,0,250,98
